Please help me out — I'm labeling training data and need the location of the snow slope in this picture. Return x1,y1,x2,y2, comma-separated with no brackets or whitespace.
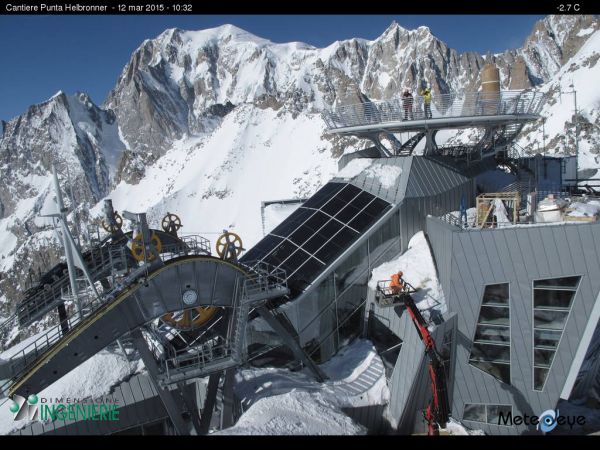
217,339,388,435
216,391,366,435
92,106,337,249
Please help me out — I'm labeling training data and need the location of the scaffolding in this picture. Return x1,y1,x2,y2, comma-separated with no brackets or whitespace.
476,192,520,228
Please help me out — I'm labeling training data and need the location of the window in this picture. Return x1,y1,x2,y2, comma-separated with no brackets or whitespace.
533,276,580,391
463,403,513,425
469,283,510,384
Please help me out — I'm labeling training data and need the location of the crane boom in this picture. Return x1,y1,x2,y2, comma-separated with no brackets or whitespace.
375,276,450,435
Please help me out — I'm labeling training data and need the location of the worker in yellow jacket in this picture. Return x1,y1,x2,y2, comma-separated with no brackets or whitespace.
419,87,432,119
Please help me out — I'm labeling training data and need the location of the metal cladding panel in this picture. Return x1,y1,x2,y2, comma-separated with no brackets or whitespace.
425,218,600,434
405,157,471,199
14,374,169,435
401,314,458,434
385,309,424,427
425,216,455,291
373,300,458,433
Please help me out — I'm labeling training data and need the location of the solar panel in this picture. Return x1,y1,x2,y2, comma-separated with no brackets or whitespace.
241,182,392,293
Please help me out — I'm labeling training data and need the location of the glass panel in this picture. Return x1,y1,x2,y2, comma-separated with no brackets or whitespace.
531,277,579,391
534,310,569,330
301,210,330,232
321,194,349,217
302,228,333,254
362,198,390,218
482,283,509,305
314,228,357,264
288,224,317,247
463,404,486,423
269,207,314,237
534,276,580,289
242,235,283,262
470,343,510,363
338,191,375,219
534,348,555,368
287,211,329,246
334,183,362,204
478,305,510,326
534,367,549,391
534,289,575,309
487,405,512,425
302,182,345,209
349,210,381,233
470,283,511,384
335,202,363,223
277,248,311,274
469,360,511,384
290,257,325,286
300,218,344,255
533,329,562,349
264,240,300,266
474,325,510,344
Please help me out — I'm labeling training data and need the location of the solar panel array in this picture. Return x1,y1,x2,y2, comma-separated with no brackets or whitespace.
242,182,391,292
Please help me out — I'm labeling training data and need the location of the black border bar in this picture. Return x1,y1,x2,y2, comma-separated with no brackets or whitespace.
0,1,598,15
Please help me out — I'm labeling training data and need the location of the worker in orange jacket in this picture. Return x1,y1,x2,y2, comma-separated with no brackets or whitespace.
390,271,405,295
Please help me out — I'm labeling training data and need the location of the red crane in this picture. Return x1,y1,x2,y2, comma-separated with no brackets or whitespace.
376,274,450,435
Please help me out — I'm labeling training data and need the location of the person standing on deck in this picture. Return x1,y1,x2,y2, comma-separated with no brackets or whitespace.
419,86,433,119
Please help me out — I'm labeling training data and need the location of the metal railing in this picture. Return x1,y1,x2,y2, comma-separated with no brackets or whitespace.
238,260,289,303
2,235,211,345
438,211,466,229
4,245,128,335
161,339,233,381
158,235,211,260
0,235,214,395
322,90,546,130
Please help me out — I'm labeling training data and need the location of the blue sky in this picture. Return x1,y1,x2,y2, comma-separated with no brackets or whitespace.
0,15,544,121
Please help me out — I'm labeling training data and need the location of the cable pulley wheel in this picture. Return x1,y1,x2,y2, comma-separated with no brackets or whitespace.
161,306,219,330
216,232,243,259
161,212,183,234
101,212,123,234
130,232,162,262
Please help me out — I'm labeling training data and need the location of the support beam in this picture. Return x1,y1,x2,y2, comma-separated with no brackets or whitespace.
131,328,189,435
257,306,327,382
423,129,438,156
57,303,69,336
198,372,221,435
177,382,202,435
220,368,236,429
366,133,392,157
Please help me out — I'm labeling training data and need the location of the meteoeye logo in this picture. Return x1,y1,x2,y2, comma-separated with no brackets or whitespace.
498,408,586,432
9,394,120,422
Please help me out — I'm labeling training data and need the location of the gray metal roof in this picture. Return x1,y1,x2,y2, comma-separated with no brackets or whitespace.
331,156,469,204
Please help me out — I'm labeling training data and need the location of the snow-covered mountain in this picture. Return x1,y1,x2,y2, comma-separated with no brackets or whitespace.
1,15,600,328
